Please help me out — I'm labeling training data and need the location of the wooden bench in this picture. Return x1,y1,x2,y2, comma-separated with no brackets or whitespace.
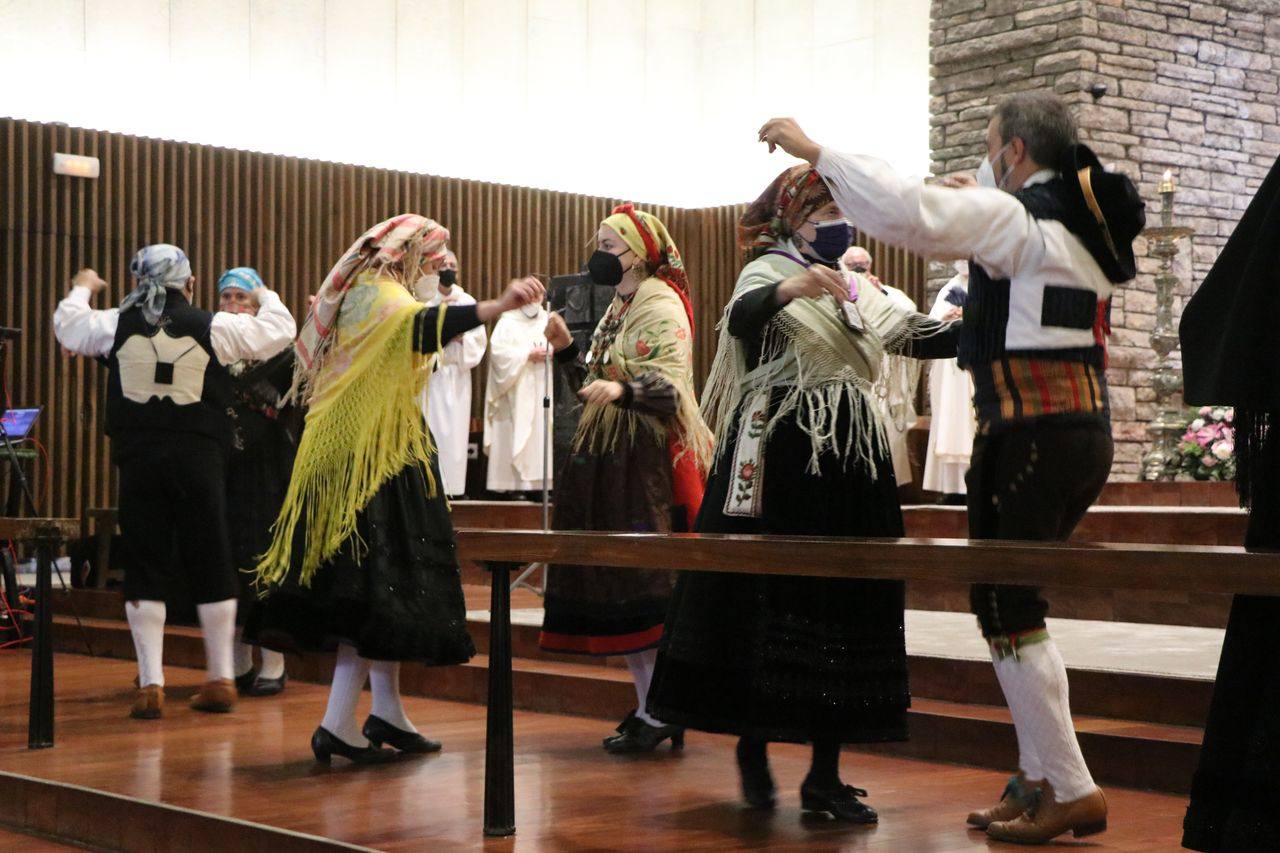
455,529,1280,837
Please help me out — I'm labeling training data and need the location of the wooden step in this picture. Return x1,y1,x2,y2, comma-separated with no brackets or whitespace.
49,614,1202,794
49,590,1215,727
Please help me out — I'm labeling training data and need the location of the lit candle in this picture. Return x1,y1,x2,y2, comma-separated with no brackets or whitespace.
1160,170,1175,227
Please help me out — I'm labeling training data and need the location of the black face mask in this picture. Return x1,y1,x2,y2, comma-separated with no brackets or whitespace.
438,268,458,287
587,249,626,288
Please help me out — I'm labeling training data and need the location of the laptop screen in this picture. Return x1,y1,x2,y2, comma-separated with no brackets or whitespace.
0,408,41,439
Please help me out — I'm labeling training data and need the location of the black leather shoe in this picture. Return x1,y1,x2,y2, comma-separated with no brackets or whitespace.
247,671,287,697
234,668,258,694
311,727,398,765
602,709,638,748
362,715,442,754
800,781,879,824
736,739,776,809
603,718,684,754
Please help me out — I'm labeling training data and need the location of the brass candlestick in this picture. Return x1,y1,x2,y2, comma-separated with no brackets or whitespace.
1140,170,1195,481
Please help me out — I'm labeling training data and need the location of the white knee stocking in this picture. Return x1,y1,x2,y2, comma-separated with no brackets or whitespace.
992,638,1095,802
125,599,166,688
369,659,417,733
625,649,661,726
196,599,237,682
321,643,370,746
991,649,1044,782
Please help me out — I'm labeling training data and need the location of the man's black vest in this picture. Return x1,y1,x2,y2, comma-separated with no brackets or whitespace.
957,178,1109,371
106,291,233,453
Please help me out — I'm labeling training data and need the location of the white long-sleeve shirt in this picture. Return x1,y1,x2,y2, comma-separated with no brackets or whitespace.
53,286,297,364
814,149,1115,353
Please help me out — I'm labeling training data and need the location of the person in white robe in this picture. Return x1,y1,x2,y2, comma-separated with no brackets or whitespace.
923,262,976,496
413,251,487,497
841,246,919,485
484,303,553,493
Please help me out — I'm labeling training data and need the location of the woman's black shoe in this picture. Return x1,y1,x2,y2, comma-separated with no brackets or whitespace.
602,709,638,748
736,739,776,809
234,668,258,694
247,671,287,697
800,781,879,823
362,715,442,754
603,717,684,754
310,727,398,765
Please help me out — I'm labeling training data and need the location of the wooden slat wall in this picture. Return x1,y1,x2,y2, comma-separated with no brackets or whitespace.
1,117,924,518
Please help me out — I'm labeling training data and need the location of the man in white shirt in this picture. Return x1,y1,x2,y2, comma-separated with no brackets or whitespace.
54,245,296,720
760,93,1145,844
414,251,487,497
922,261,976,498
484,302,552,495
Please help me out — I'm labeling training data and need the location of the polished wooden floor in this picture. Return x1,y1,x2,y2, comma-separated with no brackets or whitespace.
0,652,1190,851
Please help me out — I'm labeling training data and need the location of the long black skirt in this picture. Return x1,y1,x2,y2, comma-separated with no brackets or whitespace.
648,392,909,744
244,459,475,665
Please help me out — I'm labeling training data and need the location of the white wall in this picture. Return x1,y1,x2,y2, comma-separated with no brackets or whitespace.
0,0,930,206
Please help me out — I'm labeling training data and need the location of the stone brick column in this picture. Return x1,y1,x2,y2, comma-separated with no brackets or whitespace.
930,0,1280,478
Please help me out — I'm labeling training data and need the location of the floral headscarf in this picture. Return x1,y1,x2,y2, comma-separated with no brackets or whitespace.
738,165,835,261
602,203,694,332
293,214,449,402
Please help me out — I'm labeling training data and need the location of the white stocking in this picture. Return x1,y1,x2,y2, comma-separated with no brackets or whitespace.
321,643,370,746
258,647,286,680
369,659,417,733
992,638,1094,802
125,599,166,688
624,649,661,726
233,630,255,678
196,599,237,682
991,647,1044,782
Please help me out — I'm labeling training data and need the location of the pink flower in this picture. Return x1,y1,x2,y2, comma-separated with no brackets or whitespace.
1203,454,1218,468
1225,409,1235,423
739,462,757,481
1213,441,1235,460
635,339,651,357
1196,427,1217,447
1199,406,1214,417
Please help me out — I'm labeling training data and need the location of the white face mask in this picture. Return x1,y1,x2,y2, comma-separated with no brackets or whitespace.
412,273,440,303
976,143,1012,190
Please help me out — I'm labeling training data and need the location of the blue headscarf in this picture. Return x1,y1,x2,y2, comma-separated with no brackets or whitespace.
121,244,192,326
217,267,265,294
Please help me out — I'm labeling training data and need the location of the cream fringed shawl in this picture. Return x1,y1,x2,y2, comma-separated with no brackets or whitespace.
573,276,713,472
254,272,443,587
701,245,937,476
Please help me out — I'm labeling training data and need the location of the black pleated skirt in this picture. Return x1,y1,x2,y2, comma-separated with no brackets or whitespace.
648,392,910,744
245,459,476,665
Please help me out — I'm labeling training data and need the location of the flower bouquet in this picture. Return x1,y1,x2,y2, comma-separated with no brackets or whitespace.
1173,406,1236,481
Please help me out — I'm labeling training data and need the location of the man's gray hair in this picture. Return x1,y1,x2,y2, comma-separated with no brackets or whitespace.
994,92,1077,168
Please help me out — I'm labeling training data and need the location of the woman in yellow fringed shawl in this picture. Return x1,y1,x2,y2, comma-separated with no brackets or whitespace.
245,214,544,764
541,204,713,754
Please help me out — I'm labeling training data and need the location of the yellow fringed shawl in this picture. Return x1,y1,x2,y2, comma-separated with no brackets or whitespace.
573,277,713,472
254,272,444,587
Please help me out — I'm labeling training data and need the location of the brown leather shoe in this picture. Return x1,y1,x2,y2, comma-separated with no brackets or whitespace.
987,784,1107,844
130,685,164,720
190,679,237,713
966,773,1043,829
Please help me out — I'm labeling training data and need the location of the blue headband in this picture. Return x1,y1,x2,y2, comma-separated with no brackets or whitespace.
217,267,264,293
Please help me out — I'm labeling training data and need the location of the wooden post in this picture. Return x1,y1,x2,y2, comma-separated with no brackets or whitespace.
28,524,56,749
483,561,516,837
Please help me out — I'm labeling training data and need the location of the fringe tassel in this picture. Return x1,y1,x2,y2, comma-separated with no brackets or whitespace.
254,312,435,589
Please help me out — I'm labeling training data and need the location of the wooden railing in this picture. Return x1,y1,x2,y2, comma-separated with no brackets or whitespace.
455,528,1280,837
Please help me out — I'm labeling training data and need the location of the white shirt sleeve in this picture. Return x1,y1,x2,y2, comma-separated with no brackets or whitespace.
53,286,118,358
208,290,297,365
814,147,1054,282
